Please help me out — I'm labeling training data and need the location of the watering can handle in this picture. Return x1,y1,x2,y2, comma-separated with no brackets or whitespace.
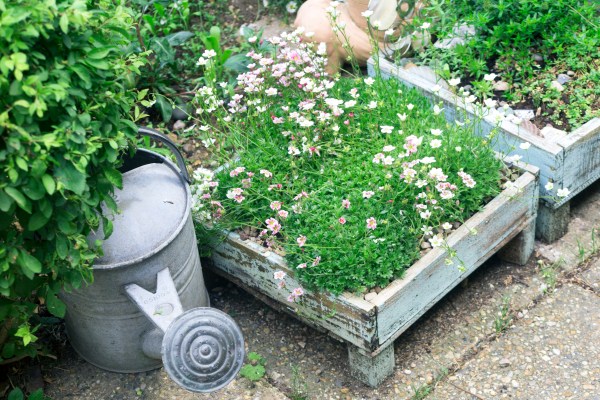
137,126,191,184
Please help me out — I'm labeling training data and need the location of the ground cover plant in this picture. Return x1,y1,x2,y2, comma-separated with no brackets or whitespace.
390,0,599,131
191,29,510,297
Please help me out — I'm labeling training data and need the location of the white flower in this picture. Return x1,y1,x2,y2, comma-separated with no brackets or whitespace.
432,84,441,92
368,101,378,109
265,87,278,96
544,182,554,191
385,28,394,35
433,104,443,115
372,20,382,29
202,49,217,59
483,98,497,109
430,139,442,148
382,145,396,152
455,146,462,152
429,235,444,248
407,103,414,110
286,1,298,13
361,10,373,18
196,57,207,66
364,77,375,86
420,22,431,29
248,36,257,43
483,73,497,81
519,142,531,150
397,113,407,121
442,222,452,230
557,188,570,198
448,78,461,86
380,125,394,134
430,128,442,136
273,270,286,280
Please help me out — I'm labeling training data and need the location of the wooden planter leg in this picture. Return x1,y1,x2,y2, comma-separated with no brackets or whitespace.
498,218,536,265
535,201,570,243
347,344,395,387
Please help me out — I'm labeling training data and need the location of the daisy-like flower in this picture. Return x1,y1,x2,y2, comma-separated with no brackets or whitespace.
297,263,307,269
274,270,286,280
362,190,375,199
364,77,375,86
448,78,461,86
382,145,396,152
338,217,346,224
366,217,377,230
380,125,394,134
361,10,373,18
407,103,414,110
545,182,554,191
260,169,273,178
265,87,278,96
420,210,432,219
296,235,307,247
274,209,287,219
265,218,281,234
342,199,351,209
430,128,443,136
312,256,321,266
421,225,433,236
430,139,442,148
368,101,378,109
397,113,407,121
286,0,298,13
428,235,444,248
442,222,453,230
270,201,282,210
420,22,431,29
432,84,441,93
557,188,570,197
433,104,443,115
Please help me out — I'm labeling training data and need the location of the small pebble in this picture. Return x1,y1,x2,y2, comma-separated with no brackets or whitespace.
514,109,535,120
173,120,186,130
364,292,378,302
494,81,510,91
551,81,564,91
532,53,543,62
421,241,432,249
567,70,575,76
556,74,571,85
499,358,511,367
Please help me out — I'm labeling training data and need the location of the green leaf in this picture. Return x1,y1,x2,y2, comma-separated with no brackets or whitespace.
165,31,194,46
28,211,50,231
55,160,86,195
56,235,68,259
224,54,250,74
2,342,16,359
46,289,66,318
22,179,46,200
104,168,122,188
42,174,56,195
0,190,13,212
88,47,113,59
155,94,173,122
17,250,42,279
60,13,69,33
7,387,24,400
4,187,31,213
240,364,265,381
27,389,45,400
84,58,110,70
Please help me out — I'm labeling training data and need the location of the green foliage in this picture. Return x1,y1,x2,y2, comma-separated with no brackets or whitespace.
417,0,599,129
0,0,144,362
8,388,48,400
239,352,266,382
493,295,513,334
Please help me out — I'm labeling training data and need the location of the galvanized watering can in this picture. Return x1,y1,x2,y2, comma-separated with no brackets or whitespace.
62,127,244,393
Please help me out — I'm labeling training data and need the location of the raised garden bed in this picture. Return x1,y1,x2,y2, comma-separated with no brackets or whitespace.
205,162,538,387
369,56,600,242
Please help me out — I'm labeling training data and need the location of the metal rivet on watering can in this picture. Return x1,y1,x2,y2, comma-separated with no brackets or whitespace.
61,127,244,393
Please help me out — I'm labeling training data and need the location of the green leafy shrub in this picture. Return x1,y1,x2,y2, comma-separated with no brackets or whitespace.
0,0,145,362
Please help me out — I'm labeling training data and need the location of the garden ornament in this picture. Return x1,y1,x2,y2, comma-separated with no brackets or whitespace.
294,0,429,74
61,127,244,393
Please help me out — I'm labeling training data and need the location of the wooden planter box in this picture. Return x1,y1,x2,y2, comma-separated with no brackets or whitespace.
368,56,600,242
205,164,539,387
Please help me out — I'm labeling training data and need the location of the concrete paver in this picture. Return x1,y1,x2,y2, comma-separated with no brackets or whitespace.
430,283,600,400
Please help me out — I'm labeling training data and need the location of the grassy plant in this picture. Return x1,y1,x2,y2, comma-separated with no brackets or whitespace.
290,364,309,400
493,295,513,334
538,259,564,293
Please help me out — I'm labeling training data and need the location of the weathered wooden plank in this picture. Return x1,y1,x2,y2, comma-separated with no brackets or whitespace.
371,171,538,350
556,118,600,206
208,233,377,351
347,343,395,388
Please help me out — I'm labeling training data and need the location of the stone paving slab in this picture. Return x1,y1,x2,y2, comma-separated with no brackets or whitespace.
429,284,600,400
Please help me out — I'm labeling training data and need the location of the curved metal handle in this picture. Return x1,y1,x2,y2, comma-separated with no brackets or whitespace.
138,126,191,184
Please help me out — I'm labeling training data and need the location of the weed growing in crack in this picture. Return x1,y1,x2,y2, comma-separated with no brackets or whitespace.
493,295,513,334
289,364,309,400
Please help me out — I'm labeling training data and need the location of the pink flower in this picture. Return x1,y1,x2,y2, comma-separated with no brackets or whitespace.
297,263,307,269
366,217,377,230
342,199,351,209
265,218,281,234
278,210,289,219
270,201,282,211
338,217,346,224
273,270,286,280
292,287,305,297
297,235,307,247
294,191,309,200
229,166,245,177
312,256,321,266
